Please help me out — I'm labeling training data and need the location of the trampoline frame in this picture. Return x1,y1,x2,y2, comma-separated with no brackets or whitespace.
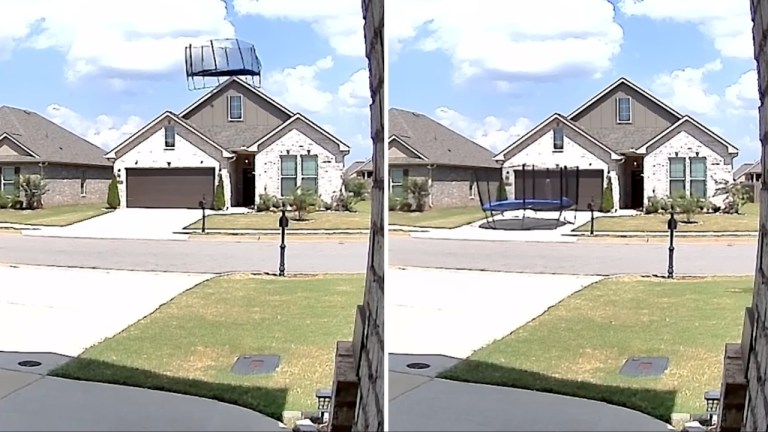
185,38,263,91
478,164,580,230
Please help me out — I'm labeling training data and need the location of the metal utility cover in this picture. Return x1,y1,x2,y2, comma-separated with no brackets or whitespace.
231,355,280,375
619,356,669,377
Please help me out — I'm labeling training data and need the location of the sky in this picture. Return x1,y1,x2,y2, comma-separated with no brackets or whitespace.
388,0,760,166
0,0,373,163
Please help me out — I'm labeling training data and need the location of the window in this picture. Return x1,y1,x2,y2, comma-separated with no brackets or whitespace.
164,125,175,149
690,157,707,198
228,94,243,121
300,155,318,193
80,170,87,196
280,155,298,196
553,127,564,151
390,168,408,197
617,97,632,123
669,157,686,197
0,166,16,196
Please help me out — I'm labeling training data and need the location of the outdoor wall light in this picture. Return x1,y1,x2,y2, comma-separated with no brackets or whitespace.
306,149,312,155
315,388,332,421
704,390,720,419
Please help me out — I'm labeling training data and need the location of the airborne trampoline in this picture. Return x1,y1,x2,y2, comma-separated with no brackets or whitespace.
478,164,582,231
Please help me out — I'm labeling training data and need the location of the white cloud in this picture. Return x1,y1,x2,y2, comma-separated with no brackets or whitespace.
233,0,364,57
388,0,624,84
617,0,752,59
433,107,532,152
725,69,759,117
45,104,143,151
263,57,336,113
338,68,371,113
0,0,235,81
651,60,723,116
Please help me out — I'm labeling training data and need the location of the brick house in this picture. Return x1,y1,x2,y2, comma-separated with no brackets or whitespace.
388,107,502,209
104,77,350,209
494,78,740,211
0,105,112,207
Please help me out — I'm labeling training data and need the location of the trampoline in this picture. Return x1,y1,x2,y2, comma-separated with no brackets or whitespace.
478,164,581,230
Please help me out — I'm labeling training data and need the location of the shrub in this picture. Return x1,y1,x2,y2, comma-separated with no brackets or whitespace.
289,187,319,221
213,173,226,211
345,177,368,200
671,192,704,223
398,200,413,212
715,180,752,214
256,192,278,212
599,177,614,213
496,181,508,201
645,195,662,214
388,194,400,211
107,175,120,209
19,174,49,210
0,194,10,209
407,178,430,212
333,193,359,212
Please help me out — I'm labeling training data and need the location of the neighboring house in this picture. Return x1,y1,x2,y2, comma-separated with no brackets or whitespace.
735,160,761,183
104,77,350,209
494,77,739,211
0,105,112,206
388,108,501,208
344,159,373,180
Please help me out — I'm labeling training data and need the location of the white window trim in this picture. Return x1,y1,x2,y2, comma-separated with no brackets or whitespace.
0,166,15,195
300,155,319,192
616,97,632,123
228,94,244,122
668,157,686,196
80,170,87,197
163,125,175,150
689,157,707,198
280,155,298,197
390,169,405,194
553,127,565,152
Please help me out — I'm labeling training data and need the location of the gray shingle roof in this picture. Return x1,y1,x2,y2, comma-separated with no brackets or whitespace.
344,160,366,176
388,108,498,168
0,106,110,166
735,161,761,179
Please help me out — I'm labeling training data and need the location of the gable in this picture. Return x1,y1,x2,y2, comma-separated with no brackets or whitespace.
251,117,347,163
388,136,424,159
0,135,35,157
642,119,738,160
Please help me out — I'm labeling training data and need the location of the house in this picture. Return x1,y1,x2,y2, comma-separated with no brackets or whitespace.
388,108,501,208
494,77,740,211
0,105,113,206
344,159,373,180
734,160,761,183
104,77,350,209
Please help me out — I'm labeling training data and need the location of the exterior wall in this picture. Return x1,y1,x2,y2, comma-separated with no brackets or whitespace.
395,164,500,208
643,130,733,200
0,136,32,156
113,128,228,208
388,139,421,159
9,163,112,207
254,129,344,203
502,130,620,210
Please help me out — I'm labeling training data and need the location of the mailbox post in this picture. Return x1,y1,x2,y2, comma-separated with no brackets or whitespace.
587,201,595,236
198,195,207,234
278,202,289,277
667,211,678,279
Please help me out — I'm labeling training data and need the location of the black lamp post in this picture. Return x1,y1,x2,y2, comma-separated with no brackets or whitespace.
587,201,595,236
198,194,207,233
278,202,289,277
667,211,678,279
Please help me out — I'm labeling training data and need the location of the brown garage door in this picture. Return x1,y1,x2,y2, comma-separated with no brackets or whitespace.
513,168,603,210
125,168,215,209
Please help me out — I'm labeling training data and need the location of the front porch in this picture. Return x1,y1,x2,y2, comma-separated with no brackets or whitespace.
618,155,645,211
229,152,256,208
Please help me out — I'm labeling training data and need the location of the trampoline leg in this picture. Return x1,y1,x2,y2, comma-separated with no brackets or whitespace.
521,209,527,230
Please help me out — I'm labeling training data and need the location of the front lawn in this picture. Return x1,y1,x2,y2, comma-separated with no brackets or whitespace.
389,206,485,228
575,203,758,233
51,273,364,420
186,201,371,231
439,276,752,422
0,203,111,226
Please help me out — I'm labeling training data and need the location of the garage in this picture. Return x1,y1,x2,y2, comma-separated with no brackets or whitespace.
513,168,603,210
125,168,215,209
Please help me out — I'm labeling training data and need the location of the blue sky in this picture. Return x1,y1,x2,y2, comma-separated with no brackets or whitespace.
0,0,372,163
388,0,759,166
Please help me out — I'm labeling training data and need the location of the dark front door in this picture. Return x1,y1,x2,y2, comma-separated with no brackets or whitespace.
125,168,215,209
630,170,644,209
242,168,255,207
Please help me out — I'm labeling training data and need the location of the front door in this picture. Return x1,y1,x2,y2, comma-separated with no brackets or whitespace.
630,170,644,209
242,169,255,208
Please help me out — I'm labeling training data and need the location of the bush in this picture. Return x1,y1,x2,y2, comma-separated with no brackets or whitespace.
496,181,508,201
19,174,49,210
289,187,319,221
398,200,413,212
333,193,359,212
599,176,614,213
388,194,400,211
0,194,10,209
107,175,120,209
671,192,704,223
345,177,368,200
213,173,226,211
256,192,278,212
407,178,430,212
644,195,662,214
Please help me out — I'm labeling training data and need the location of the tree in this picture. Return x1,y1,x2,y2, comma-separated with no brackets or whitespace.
290,187,319,221
600,176,614,213
213,173,226,211
19,174,49,210
345,177,369,200
715,179,752,214
107,175,120,209
407,178,430,212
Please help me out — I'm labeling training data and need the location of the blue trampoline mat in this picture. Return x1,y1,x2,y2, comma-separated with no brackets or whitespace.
482,198,575,212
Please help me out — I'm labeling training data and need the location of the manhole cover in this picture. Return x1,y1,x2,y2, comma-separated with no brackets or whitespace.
406,362,431,370
231,354,280,375
17,360,42,368
619,356,669,377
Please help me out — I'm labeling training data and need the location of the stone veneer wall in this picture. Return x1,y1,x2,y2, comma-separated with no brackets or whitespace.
739,0,768,429
353,0,384,429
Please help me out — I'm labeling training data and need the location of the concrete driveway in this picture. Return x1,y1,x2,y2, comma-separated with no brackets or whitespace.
387,266,603,359
0,264,213,356
21,208,204,241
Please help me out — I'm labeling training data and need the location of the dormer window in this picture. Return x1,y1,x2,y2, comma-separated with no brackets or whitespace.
228,94,243,121
617,97,632,123
553,127,564,151
164,125,175,149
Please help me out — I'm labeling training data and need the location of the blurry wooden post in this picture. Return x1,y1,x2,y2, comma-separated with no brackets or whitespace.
328,0,385,431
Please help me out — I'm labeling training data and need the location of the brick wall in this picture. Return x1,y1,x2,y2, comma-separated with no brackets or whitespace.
19,163,112,207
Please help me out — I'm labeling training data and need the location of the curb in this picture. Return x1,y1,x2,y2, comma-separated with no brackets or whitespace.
566,231,758,238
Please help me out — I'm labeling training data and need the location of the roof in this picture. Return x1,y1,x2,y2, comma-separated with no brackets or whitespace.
179,76,293,118
634,116,740,155
246,113,350,153
567,77,683,121
735,161,760,179
344,160,368,176
0,106,110,166
388,108,498,168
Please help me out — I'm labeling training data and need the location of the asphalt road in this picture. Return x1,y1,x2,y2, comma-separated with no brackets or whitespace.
388,237,758,276
0,235,370,274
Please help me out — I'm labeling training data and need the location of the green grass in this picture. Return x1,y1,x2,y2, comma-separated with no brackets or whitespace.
575,203,758,233
186,200,371,231
389,206,485,228
439,276,753,422
0,203,111,226
51,273,364,420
